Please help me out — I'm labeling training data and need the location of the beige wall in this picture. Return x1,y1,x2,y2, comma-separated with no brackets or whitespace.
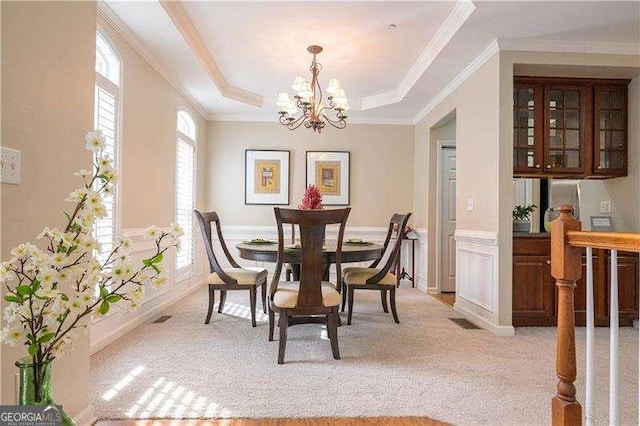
414,54,502,232
206,121,415,227
1,1,96,414
98,17,209,229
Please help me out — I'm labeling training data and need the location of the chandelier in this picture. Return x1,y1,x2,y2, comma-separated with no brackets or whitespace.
276,45,349,133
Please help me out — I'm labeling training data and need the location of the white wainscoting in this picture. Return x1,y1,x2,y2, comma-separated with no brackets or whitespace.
90,228,208,354
454,230,514,336
413,228,428,292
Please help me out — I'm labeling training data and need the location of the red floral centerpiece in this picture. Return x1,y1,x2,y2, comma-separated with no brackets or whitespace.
298,185,324,210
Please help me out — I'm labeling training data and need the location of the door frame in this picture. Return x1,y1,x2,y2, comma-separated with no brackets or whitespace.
436,141,456,294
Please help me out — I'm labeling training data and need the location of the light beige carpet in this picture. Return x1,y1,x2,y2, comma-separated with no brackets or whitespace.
91,286,638,425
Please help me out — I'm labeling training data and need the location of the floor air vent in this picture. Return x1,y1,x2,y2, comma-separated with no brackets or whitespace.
152,315,172,323
448,317,481,329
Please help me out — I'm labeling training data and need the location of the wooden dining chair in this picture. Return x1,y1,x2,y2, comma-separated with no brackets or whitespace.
342,213,411,325
268,207,351,364
194,210,267,327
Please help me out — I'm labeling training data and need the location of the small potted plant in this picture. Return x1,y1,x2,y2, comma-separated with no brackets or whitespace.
513,204,537,233
298,185,324,210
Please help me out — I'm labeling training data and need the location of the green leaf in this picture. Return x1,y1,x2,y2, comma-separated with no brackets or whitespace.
60,293,69,301
142,258,152,267
151,265,160,274
57,245,68,253
28,343,39,356
99,300,110,315
38,333,55,344
32,279,41,292
150,253,164,264
16,286,33,296
106,294,121,303
4,295,21,304
99,286,108,299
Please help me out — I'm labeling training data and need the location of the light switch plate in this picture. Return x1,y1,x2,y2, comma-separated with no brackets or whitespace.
600,200,611,214
1,147,22,185
466,198,474,212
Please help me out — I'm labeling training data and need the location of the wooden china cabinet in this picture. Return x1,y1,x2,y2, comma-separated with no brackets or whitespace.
513,77,630,178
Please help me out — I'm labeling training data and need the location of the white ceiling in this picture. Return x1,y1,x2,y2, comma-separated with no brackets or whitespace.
101,1,640,123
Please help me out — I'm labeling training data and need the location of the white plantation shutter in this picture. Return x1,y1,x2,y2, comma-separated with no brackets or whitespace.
93,32,120,269
175,121,196,271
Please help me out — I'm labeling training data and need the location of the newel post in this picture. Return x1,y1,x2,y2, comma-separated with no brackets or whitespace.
550,205,583,426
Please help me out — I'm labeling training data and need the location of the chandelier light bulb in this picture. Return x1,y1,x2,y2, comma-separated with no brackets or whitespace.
327,78,341,95
276,92,292,108
298,81,313,98
333,88,347,104
291,75,306,91
285,105,298,116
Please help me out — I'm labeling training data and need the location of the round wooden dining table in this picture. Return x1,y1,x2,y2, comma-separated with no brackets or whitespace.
236,241,384,265
237,241,384,281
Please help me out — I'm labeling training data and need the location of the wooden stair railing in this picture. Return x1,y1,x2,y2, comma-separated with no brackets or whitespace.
551,205,640,425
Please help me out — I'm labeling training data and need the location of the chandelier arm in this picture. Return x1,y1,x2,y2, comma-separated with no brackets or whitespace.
320,112,347,129
287,114,307,130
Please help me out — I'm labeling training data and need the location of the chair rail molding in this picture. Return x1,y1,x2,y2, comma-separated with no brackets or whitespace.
90,227,208,354
454,229,514,336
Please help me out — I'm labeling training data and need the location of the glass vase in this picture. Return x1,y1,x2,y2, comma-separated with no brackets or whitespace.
16,357,75,425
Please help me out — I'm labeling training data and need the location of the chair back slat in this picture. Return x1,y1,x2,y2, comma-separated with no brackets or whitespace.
194,210,239,283
274,208,351,308
367,213,411,283
370,213,407,268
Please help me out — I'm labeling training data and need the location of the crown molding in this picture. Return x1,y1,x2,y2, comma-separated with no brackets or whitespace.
361,0,476,110
209,114,413,126
497,38,640,56
159,1,263,108
97,2,209,119
412,39,499,124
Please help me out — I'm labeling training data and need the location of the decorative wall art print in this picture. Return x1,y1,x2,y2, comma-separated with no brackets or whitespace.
245,150,290,205
305,151,350,205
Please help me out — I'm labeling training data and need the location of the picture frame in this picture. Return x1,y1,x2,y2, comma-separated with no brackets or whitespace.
245,150,290,205
305,151,350,205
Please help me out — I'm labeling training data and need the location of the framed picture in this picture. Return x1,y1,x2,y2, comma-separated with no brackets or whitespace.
245,150,290,205
306,151,350,205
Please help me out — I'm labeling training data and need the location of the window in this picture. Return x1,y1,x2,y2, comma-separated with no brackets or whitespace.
175,110,196,272
94,31,120,268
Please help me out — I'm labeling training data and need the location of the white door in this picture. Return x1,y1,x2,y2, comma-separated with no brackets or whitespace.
439,147,456,292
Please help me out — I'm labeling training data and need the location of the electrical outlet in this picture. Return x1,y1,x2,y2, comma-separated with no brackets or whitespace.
466,198,474,212
0,147,22,185
600,200,611,214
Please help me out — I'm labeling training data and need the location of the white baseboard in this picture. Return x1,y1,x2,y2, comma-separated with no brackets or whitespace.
416,274,428,292
453,302,515,336
73,405,97,426
91,279,205,354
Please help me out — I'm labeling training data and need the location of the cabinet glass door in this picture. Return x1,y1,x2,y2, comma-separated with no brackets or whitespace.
594,86,627,175
544,85,587,174
513,83,543,173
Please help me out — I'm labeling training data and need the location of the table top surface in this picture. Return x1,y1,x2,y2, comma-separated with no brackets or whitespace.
236,240,384,263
